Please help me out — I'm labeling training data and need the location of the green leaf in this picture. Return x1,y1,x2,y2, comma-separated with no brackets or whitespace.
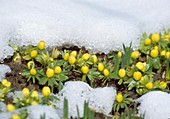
82,75,86,82
35,55,44,65
128,80,136,90
63,98,68,119
23,55,31,60
118,78,123,85
52,48,60,58
58,81,63,92
59,74,69,81
166,61,170,81
48,79,55,87
39,78,48,85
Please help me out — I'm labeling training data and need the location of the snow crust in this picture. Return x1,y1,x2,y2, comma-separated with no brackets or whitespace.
0,105,60,119
56,81,116,118
136,91,170,119
0,64,11,82
0,0,170,60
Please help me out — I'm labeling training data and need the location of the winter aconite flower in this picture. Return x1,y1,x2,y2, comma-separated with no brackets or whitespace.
27,61,35,69
30,68,36,75
133,71,142,81
70,50,77,57
116,93,123,103
68,55,76,65
31,90,39,99
103,69,110,77
118,69,126,78
46,68,54,78
81,65,89,74
159,81,167,90
82,53,91,61
6,104,15,112
98,62,104,72
151,33,160,43
22,88,30,97
144,38,152,45
37,40,46,50
117,51,122,58
2,79,11,88
63,53,69,61
150,49,159,58
145,82,153,90
30,50,38,58
91,55,98,63
12,114,21,119
42,86,51,97
131,51,140,59
54,66,62,74
136,62,145,72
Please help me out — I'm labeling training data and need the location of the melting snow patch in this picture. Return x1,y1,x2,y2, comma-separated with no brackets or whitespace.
0,0,170,55
0,64,11,82
56,81,116,118
136,91,170,119
0,105,60,119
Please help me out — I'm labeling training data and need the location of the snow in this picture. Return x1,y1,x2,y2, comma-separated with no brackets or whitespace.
0,64,11,82
0,105,60,119
55,81,116,118
136,91,170,119
0,0,170,118
0,0,170,61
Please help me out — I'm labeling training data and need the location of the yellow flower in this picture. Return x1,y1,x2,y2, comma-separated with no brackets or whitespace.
54,66,62,74
165,52,170,59
27,61,35,69
37,40,46,50
49,57,54,62
30,50,38,58
12,114,21,119
133,71,142,81
117,51,122,58
31,90,39,99
159,81,167,90
68,55,76,65
2,79,8,86
42,86,51,97
118,69,126,78
31,101,38,105
144,38,152,45
164,35,170,39
6,104,15,112
81,65,89,74
82,53,91,61
91,55,98,63
154,46,159,50
2,79,11,88
131,51,140,59
145,82,153,90
160,50,166,57
98,63,104,72
70,51,77,57
136,62,145,72
151,33,160,43
30,68,36,75
22,88,30,97
116,93,123,103
63,53,69,61
103,69,110,77
150,49,159,58
46,68,54,78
